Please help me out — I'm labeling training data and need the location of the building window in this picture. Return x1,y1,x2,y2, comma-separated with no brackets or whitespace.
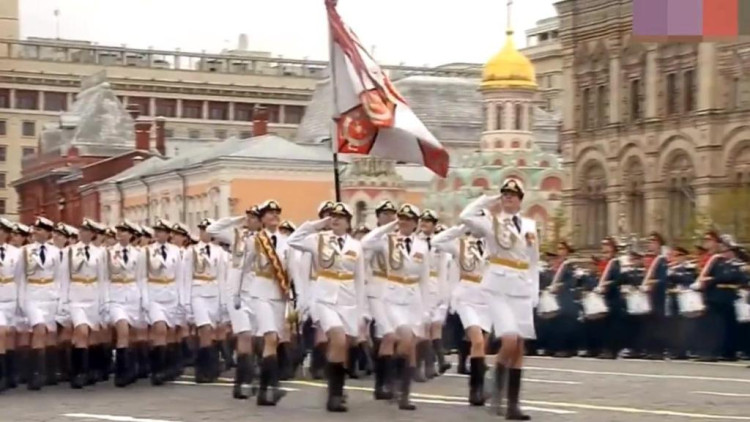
208,102,229,120
235,103,254,121
240,130,253,139
22,121,35,137
266,105,280,123
15,90,38,110
0,89,9,108
355,201,367,227
495,104,504,130
684,69,695,112
284,105,305,124
22,147,35,157
0,199,5,215
514,104,523,130
155,99,177,117
0,146,5,162
666,73,677,115
215,129,227,139
666,153,695,240
596,85,607,126
44,92,67,112
630,79,642,121
128,97,151,116
188,129,201,139
0,120,5,136
624,158,646,236
0,173,6,188
580,163,607,247
182,100,203,119
581,88,590,129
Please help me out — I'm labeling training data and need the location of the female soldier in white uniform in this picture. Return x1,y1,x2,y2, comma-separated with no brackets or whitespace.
0,218,22,392
185,218,226,383
433,222,491,406
287,202,368,412
361,204,429,411
206,206,261,399
458,179,538,420
144,219,183,386
51,223,75,384
21,217,63,391
63,219,107,389
107,220,146,387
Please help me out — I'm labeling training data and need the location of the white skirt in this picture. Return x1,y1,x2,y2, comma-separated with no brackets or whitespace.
314,301,359,337
368,296,394,338
193,296,221,328
383,299,424,338
0,302,15,327
26,300,58,332
71,302,100,330
455,300,491,333
147,300,180,328
228,295,254,335
426,302,448,324
485,291,535,339
249,297,286,336
110,302,146,329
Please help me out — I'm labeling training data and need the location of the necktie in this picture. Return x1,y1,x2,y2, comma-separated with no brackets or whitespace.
39,245,46,264
204,245,211,257
476,240,484,256
59,250,63,260
404,238,412,254
512,215,522,232
160,244,167,260
0,246,5,261
337,237,345,250
271,235,277,249
84,245,90,260
122,248,129,264
426,236,432,251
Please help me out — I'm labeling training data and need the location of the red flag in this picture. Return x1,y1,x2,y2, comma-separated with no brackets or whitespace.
325,0,450,177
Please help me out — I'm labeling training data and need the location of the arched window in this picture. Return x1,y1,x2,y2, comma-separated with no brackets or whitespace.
514,103,523,130
665,153,694,240
580,163,608,247
623,157,645,236
495,104,504,130
355,201,367,227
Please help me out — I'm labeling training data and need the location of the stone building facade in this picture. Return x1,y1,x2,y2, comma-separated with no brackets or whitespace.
556,0,750,248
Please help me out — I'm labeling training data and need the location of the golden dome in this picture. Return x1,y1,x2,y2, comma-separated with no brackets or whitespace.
481,30,536,90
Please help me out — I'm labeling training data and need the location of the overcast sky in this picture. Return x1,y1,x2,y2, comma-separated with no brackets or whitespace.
20,0,557,66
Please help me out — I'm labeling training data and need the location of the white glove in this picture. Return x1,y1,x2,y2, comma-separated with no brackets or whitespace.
594,286,604,294
690,281,700,291
639,285,649,293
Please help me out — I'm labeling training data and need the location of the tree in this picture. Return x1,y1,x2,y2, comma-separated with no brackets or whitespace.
541,206,568,252
707,187,750,243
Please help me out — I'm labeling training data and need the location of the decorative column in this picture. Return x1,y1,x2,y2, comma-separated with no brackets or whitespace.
645,46,659,119
697,43,718,111
609,53,622,124
202,101,209,120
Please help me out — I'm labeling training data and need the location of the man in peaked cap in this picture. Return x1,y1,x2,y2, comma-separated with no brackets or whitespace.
458,178,537,419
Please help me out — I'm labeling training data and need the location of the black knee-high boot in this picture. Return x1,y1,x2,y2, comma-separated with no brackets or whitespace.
208,346,221,381
45,346,58,385
457,340,470,374
424,341,437,379
70,348,86,389
87,344,101,385
221,339,235,369
27,348,45,391
257,355,285,406
396,357,416,411
233,353,257,399
432,338,451,374
150,346,166,386
326,362,347,412
413,341,427,382
358,342,374,375
346,345,359,379
310,343,327,380
468,357,486,406
126,348,138,384
277,343,292,381
5,350,17,388
137,342,150,379
58,343,72,383
0,354,6,393
114,348,130,387
195,347,210,383
506,368,530,420
17,346,30,385
373,355,393,400
493,364,507,415
181,338,195,367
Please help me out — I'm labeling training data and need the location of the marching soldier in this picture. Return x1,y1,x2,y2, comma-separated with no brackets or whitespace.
287,202,369,412
539,241,579,358
185,218,226,383
52,223,73,384
107,220,147,387
22,217,63,391
432,222,490,406
0,218,22,392
594,237,624,360
11,222,31,387
640,233,669,359
458,178,537,420
361,203,429,411
665,246,695,359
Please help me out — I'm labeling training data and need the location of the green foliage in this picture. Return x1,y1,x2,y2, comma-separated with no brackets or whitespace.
541,206,567,252
707,187,750,242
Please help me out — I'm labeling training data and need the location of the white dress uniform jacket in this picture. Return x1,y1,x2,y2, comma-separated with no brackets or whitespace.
184,241,226,328
243,228,290,336
459,195,540,339
420,232,450,324
0,243,23,328
145,242,183,327
61,242,107,329
361,221,429,337
107,243,147,328
432,225,491,332
287,219,368,337
364,243,393,338
21,241,63,331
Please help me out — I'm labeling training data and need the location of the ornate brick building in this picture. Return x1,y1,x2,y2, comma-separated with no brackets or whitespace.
556,0,750,247
12,72,162,224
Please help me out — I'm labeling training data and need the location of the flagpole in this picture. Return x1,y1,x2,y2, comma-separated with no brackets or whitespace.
327,0,342,202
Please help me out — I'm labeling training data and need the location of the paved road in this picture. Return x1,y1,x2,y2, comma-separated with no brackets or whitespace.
3,357,750,422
